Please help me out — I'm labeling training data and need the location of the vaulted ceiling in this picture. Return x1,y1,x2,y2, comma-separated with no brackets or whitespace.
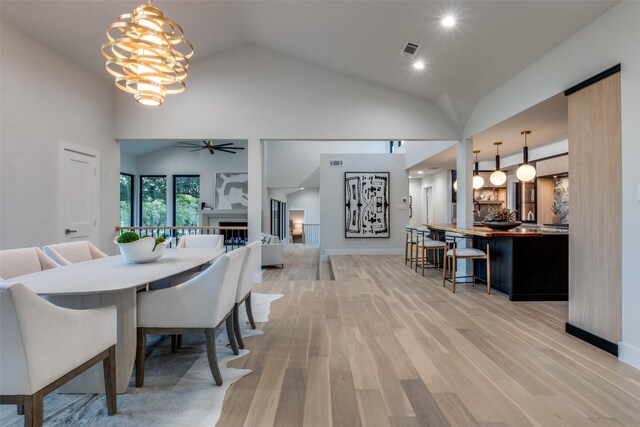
1,1,617,127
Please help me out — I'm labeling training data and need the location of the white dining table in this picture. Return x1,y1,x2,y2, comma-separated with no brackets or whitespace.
7,247,225,394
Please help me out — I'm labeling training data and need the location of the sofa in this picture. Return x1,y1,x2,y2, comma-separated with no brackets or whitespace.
261,234,284,268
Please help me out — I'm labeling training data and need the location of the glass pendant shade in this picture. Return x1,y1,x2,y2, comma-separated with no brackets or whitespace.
516,163,537,182
490,170,507,186
102,3,194,106
472,175,485,190
453,180,458,191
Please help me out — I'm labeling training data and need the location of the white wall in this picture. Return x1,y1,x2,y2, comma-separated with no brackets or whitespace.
408,179,423,227
320,153,408,259
397,140,458,169
287,188,320,224
0,22,118,253
113,46,460,243
266,140,388,188
421,171,451,224
463,2,640,369
120,152,138,176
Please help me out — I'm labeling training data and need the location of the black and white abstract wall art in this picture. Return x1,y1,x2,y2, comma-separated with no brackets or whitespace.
345,172,390,238
215,172,248,209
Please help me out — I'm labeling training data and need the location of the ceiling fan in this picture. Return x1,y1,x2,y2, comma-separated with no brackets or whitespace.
173,140,245,155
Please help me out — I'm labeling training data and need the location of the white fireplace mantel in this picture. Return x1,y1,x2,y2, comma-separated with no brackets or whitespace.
201,209,248,226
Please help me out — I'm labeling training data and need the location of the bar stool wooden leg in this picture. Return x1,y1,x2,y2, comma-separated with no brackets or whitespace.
452,255,457,293
442,245,448,287
471,259,475,287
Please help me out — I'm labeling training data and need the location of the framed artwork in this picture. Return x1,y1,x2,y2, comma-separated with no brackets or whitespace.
345,172,390,238
214,173,248,209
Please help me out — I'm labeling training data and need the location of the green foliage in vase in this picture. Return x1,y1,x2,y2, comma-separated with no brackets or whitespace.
484,207,517,223
153,237,166,251
117,231,140,244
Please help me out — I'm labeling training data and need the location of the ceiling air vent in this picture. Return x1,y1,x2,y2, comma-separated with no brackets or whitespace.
329,159,343,167
402,42,420,57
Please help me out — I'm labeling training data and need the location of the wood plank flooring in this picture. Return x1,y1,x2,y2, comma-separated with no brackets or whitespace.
221,248,640,426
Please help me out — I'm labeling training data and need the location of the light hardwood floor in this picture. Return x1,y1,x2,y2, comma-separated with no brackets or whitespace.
221,250,640,426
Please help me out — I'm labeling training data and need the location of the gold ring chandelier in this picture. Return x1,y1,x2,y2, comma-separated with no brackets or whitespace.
102,1,193,107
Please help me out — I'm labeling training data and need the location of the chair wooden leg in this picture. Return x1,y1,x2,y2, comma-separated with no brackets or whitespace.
135,328,146,387
245,293,256,329
102,345,117,415
205,328,223,386
233,304,245,349
405,238,409,266
226,314,239,355
422,249,426,276
23,391,43,427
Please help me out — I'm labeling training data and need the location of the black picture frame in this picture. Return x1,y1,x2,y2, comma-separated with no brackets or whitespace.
344,171,390,238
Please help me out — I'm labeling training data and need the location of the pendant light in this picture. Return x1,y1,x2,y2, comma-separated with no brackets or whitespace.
489,141,507,186
102,1,194,106
516,130,537,182
472,150,484,190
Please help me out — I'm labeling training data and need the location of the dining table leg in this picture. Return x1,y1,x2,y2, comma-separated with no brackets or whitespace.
47,288,137,394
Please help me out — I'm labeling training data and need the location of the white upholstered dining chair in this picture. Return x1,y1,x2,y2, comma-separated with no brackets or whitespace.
0,283,117,426
0,248,59,280
176,234,224,249
135,246,246,387
233,241,261,349
43,241,108,266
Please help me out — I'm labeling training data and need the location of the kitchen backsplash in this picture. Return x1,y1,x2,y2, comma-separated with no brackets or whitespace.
554,177,569,224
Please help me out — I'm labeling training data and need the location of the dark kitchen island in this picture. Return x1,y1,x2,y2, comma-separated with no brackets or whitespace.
425,224,568,301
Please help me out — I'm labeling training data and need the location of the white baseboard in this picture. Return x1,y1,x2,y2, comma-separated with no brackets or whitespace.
254,270,263,283
619,342,640,369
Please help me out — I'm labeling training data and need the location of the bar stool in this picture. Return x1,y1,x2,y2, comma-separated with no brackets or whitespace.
415,227,445,276
404,225,419,268
442,232,490,294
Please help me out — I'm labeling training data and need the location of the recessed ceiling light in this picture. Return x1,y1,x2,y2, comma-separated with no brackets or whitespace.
408,176,413,179
413,61,425,70
417,171,423,174
300,187,304,190
442,16,455,27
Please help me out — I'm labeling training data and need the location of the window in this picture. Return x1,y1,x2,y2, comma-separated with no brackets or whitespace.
140,176,167,226
388,140,404,153
270,199,287,240
120,173,134,227
173,175,200,228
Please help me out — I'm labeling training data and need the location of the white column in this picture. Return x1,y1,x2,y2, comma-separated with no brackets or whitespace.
247,137,262,244
456,139,474,274
456,139,474,228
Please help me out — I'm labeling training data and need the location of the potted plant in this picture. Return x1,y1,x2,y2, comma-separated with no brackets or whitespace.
114,232,167,263
551,200,561,224
482,207,522,230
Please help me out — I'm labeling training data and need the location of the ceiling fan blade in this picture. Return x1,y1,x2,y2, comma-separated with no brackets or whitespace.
190,148,206,152
213,145,244,150
208,148,215,154
215,148,239,154
175,142,202,147
213,142,234,147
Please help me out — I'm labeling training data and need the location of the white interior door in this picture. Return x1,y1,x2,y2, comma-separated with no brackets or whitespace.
62,149,98,244
423,187,433,224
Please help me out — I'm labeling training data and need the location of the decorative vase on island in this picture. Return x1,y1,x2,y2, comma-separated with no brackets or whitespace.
552,215,561,225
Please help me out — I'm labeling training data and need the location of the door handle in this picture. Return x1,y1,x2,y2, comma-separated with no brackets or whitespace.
65,229,78,235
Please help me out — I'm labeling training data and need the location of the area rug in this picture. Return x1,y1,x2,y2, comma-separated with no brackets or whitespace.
0,293,283,427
